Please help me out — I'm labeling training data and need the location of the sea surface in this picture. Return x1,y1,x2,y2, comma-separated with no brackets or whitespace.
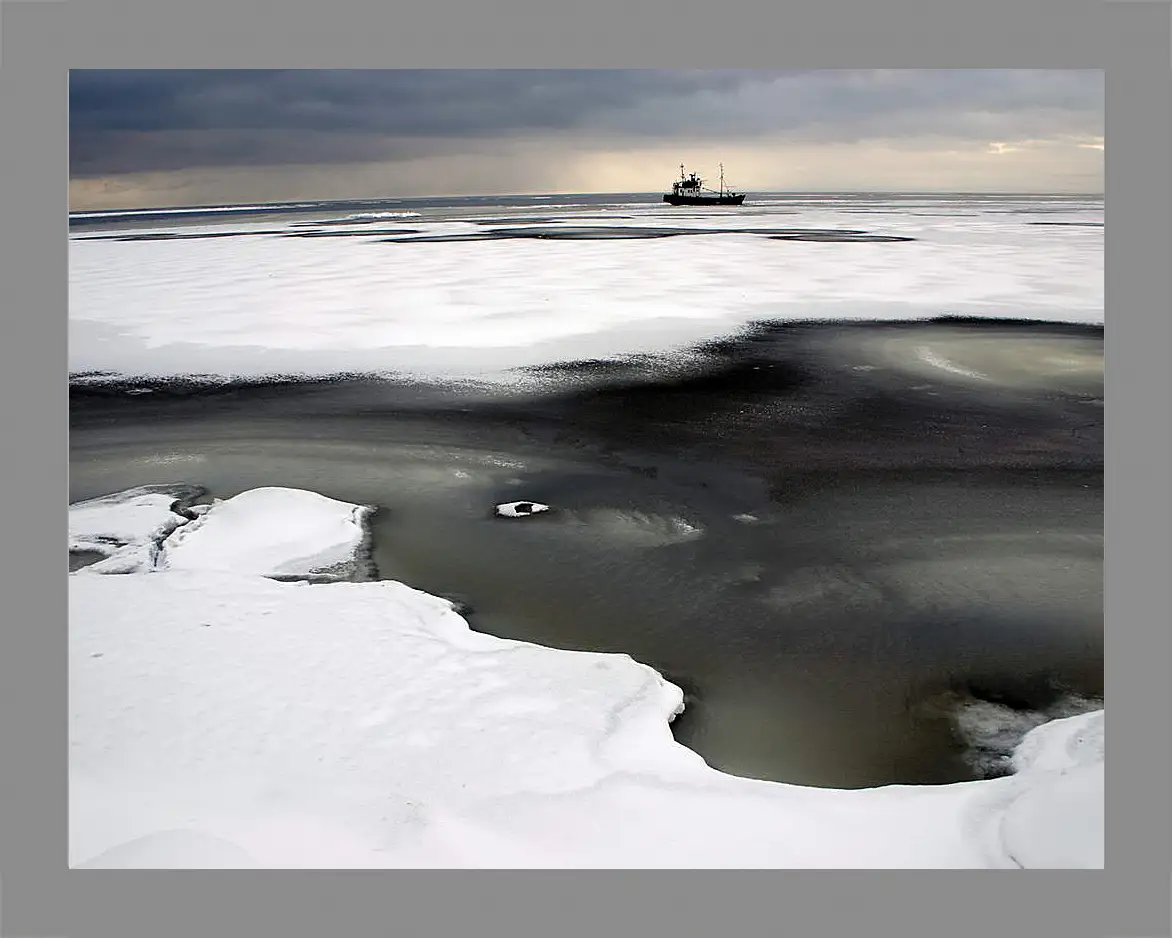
69,191,1104,788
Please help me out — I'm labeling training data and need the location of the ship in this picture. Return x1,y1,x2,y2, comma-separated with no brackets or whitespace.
662,163,746,206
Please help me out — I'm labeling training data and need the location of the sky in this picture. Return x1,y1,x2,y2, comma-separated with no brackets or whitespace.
69,69,1104,210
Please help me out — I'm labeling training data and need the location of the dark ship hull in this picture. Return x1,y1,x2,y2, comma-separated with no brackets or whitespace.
662,193,746,206
663,163,746,206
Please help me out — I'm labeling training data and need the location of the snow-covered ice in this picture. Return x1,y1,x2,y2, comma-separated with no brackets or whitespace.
69,485,1105,869
158,486,372,577
68,484,198,573
69,199,1103,383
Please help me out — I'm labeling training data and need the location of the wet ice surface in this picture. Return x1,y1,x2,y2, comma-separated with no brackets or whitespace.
69,486,1104,869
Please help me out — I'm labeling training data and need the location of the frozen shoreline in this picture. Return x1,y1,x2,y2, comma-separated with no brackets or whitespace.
69,486,1104,869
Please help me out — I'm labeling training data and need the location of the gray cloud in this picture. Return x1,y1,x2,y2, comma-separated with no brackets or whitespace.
70,69,1103,178
598,69,1103,142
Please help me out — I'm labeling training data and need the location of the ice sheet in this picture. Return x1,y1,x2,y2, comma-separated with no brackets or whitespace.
70,204,319,219
69,201,1103,383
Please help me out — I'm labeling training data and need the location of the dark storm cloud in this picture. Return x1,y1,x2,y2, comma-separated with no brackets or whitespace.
69,69,1103,177
69,69,756,174
70,69,756,134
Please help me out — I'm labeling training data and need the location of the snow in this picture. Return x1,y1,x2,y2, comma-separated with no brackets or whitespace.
1001,760,1103,868
69,484,1105,869
69,198,1103,383
76,830,259,869
1012,708,1104,774
158,486,372,577
984,711,1105,869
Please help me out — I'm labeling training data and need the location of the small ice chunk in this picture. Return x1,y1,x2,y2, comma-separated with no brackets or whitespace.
494,501,551,518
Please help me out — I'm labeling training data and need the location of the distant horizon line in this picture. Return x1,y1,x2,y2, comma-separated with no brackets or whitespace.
69,188,1106,216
